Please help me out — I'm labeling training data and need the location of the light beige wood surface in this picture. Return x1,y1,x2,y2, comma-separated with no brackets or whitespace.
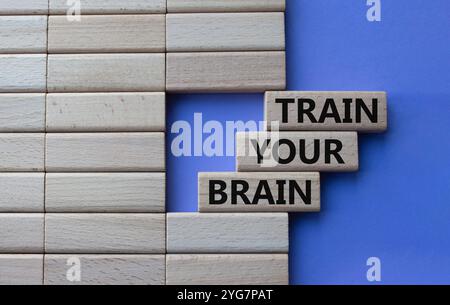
0,173,44,212
166,51,285,92
166,254,288,285
199,172,320,212
46,93,165,132
236,131,359,172
167,213,288,253
0,94,45,132
0,214,44,253
0,0,48,15
45,133,165,172
166,13,285,52
167,0,286,13
47,54,165,92
45,214,166,254
0,134,44,172
45,255,165,285
0,255,43,285
265,91,388,132
0,16,47,53
0,55,47,93
48,15,166,53
49,0,166,14
46,173,165,212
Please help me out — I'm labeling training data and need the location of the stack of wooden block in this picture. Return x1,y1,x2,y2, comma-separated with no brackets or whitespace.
198,91,388,284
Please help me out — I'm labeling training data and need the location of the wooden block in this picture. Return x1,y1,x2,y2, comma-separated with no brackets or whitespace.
0,55,46,93
45,133,165,172
46,93,165,132
167,213,288,253
0,214,44,253
0,134,44,172
265,91,388,132
0,255,43,285
166,52,285,92
166,13,284,52
0,0,48,15
0,16,47,53
49,0,166,14
236,132,359,172
0,173,44,212
48,15,165,53
199,172,320,212
166,254,288,285
47,54,165,93
46,173,165,212
45,214,165,254
45,255,165,285
0,94,45,132
167,0,286,13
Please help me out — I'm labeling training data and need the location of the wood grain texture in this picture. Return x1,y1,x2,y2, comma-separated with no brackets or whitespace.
46,173,165,212
45,214,166,254
265,91,388,132
47,54,165,92
0,55,46,93
0,0,48,15
0,173,44,212
0,255,43,285
45,255,165,285
199,172,320,212
236,132,359,172
0,214,44,253
46,93,165,132
48,15,165,53
0,16,47,53
166,13,284,52
166,254,288,285
0,94,45,132
167,0,285,13
0,134,44,172
167,213,288,253
49,0,166,14
166,52,285,92
45,133,165,172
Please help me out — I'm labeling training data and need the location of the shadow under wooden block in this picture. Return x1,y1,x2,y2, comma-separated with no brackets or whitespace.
0,173,44,212
46,173,165,213
45,214,166,254
49,0,166,14
0,255,43,285
45,133,165,172
236,131,359,172
166,12,285,52
265,91,388,132
0,214,44,253
0,16,47,53
47,54,165,93
167,213,288,253
45,255,165,285
166,254,288,285
0,133,44,172
199,172,320,212
0,55,46,93
166,51,286,93
46,93,165,132
167,0,286,13
48,15,166,53
0,94,45,132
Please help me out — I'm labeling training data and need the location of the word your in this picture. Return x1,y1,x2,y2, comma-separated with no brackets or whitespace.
367,257,382,282
210,179,311,206
367,0,382,22
171,113,267,157
276,98,379,124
